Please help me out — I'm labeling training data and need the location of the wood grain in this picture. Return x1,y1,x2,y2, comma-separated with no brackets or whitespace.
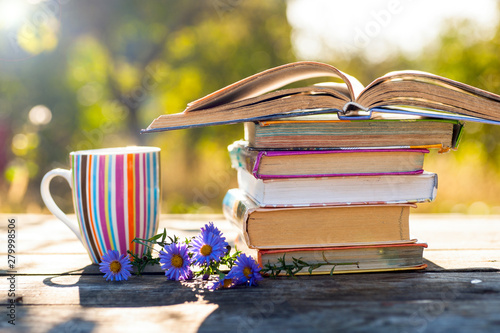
0,213,499,333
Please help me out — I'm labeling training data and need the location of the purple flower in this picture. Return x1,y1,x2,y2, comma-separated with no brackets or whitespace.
202,221,224,238
159,242,192,281
190,222,229,266
209,274,237,290
229,254,263,287
99,250,133,281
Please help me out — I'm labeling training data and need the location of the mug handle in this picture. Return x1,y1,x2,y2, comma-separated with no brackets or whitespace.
40,169,83,243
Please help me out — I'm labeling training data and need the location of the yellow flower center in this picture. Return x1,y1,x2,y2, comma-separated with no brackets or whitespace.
200,244,213,256
171,254,184,268
109,260,121,273
243,267,252,278
222,278,233,288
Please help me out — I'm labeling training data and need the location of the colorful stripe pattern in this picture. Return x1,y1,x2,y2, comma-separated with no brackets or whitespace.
70,150,160,264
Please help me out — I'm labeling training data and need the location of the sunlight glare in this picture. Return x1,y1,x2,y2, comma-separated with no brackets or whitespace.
0,1,29,29
287,0,499,63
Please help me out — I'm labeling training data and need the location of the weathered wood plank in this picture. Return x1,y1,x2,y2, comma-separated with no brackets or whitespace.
3,272,500,306
1,214,500,273
2,300,500,333
1,214,500,333
2,273,500,333
4,304,219,333
4,248,499,275
423,250,500,271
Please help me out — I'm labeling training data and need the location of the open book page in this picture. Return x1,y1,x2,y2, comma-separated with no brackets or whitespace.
366,70,500,101
358,71,500,122
143,61,500,132
147,93,348,130
185,61,364,112
185,86,350,115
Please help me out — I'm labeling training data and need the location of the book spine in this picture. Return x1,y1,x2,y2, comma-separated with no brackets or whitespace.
222,190,246,226
228,140,260,176
252,151,266,178
222,189,257,247
227,142,247,170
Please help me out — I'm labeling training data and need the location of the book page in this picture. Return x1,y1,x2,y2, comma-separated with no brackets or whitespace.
185,61,365,112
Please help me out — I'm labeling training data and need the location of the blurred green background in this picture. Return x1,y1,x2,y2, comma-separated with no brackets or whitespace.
2,0,500,215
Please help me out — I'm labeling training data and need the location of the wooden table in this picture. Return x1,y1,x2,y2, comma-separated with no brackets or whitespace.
1,213,500,332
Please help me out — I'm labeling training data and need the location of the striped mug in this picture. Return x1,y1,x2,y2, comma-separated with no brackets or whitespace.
41,146,161,264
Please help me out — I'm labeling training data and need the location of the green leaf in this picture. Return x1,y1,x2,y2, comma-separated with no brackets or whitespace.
310,263,321,271
148,233,164,242
295,258,309,266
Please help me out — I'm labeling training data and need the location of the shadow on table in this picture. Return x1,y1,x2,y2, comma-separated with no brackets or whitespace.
40,259,500,332
197,258,500,332
42,265,200,307
424,258,445,271
45,317,97,333
42,258,495,309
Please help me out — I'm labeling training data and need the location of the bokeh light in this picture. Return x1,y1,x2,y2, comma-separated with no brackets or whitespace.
2,0,500,215
28,104,52,125
12,133,29,152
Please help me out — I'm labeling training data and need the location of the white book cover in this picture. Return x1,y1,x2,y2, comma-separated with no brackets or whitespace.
236,168,437,207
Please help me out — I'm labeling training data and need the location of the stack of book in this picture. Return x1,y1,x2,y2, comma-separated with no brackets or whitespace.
142,61,500,274
222,115,463,274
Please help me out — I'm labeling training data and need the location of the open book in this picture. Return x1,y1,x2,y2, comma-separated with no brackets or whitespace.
143,61,500,132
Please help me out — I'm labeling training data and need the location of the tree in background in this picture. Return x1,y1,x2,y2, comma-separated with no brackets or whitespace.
0,0,294,213
2,0,500,214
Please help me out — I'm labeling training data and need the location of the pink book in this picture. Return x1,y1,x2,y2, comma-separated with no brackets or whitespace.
228,140,429,179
